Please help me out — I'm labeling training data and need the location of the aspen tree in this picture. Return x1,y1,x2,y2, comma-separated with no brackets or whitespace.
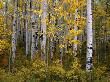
49,1,55,60
41,0,47,60
59,19,64,65
12,0,18,63
28,0,32,54
86,0,93,72
25,0,29,56
35,2,39,52
31,0,36,60
16,0,19,39
73,0,78,56
4,0,8,28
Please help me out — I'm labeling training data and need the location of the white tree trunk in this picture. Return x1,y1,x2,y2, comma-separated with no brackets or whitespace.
86,0,93,72
4,0,8,27
12,0,17,63
16,0,19,40
25,0,29,56
28,0,32,54
73,0,78,56
31,0,36,60
41,0,47,60
50,38,53,59
35,5,39,52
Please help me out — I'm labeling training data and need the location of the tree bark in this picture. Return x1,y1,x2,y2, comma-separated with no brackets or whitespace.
73,0,78,56
25,0,29,56
86,0,93,72
31,0,36,60
12,0,18,63
41,0,47,60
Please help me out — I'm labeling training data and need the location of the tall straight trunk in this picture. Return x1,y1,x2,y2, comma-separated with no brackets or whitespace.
50,38,53,60
49,7,54,60
4,0,8,28
16,0,19,40
60,20,63,65
28,0,32,54
22,0,26,46
86,0,93,72
73,0,78,56
12,0,18,63
35,4,39,52
25,0,29,56
41,0,47,60
17,10,20,38
16,0,20,41
31,0,36,60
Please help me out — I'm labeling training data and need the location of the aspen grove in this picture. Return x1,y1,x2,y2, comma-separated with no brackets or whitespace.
0,0,110,82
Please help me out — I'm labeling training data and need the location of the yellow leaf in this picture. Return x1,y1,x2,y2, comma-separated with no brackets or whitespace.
59,44,65,48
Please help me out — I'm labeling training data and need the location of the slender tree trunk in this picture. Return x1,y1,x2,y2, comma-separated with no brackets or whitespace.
12,0,18,63
4,0,8,28
17,10,20,38
73,0,78,56
35,4,39,52
50,38,53,60
58,18,63,65
28,0,32,55
16,0,19,40
41,0,47,60
86,0,93,72
31,0,36,60
25,0,29,56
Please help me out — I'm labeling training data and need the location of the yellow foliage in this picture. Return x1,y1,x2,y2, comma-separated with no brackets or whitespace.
32,57,46,79
0,40,10,55
59,44,65,48
71,59,81,70
33,9,43,16
66,70,76,80
0,1,3,9
49,65,65,79
69,40,80,44
94,66,106,78
47,26,57,37
69,29,83,36
16,67,31,81
49,59,65,79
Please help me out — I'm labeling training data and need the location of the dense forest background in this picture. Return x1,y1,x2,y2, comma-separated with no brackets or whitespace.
0,0,110,82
